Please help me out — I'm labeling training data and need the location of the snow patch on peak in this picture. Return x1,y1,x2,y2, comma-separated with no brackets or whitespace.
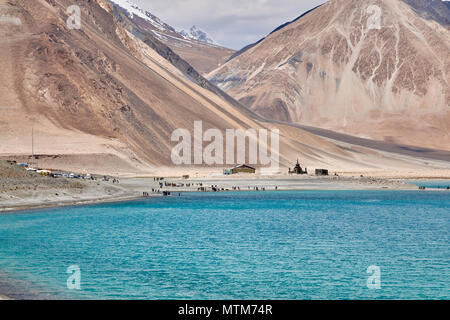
109,1,218,46
180,25,216,45
108,0,173,32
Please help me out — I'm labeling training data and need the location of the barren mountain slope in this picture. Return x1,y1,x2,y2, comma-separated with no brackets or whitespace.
0,0,448,175
0,0,254,170
209,0,450,150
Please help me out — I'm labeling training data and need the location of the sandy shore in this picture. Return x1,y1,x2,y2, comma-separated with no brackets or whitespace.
2,158,449,214
1,174,422,213
175,175,418,191
0,176,146,214
0,160,144,213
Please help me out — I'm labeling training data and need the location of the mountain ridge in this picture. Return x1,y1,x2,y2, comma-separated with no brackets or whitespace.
229,0,449,64
227,4,324,62
180,25,216,45
209,0,450,150
108,0,234,73
0,0,448,176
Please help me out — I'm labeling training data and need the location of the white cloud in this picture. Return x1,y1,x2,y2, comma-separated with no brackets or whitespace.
131,0,327,49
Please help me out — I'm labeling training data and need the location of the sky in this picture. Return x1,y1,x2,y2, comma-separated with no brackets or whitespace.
132,0,328,49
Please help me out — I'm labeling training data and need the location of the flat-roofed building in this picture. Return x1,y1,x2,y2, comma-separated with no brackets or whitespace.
231,165,256,174
315,169,329,176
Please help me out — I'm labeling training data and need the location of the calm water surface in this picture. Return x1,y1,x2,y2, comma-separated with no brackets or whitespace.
409,180,450,190
0,190,449,300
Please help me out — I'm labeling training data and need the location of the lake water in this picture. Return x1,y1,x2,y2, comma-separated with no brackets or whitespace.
0,190,449,300
409,180,450,190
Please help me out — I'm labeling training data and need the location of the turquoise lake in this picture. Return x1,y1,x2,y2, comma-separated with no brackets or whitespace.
409,180,450,190
0,190,449,300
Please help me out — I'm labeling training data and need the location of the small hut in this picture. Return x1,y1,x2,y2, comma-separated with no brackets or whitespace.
231,165,256,174
315,169,329,176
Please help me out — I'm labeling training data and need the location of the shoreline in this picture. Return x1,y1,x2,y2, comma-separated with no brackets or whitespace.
0,194,147,214
0,188,429,215
2,170,449,214
0,177,440,214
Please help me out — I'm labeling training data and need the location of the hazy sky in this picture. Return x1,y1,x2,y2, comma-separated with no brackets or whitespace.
132,0,327,49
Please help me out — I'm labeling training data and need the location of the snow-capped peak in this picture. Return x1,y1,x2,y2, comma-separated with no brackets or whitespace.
108,0,173,32
180,25,216,45
109,1,217,45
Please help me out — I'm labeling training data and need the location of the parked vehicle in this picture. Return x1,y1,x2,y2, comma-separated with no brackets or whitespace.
37,170,51,176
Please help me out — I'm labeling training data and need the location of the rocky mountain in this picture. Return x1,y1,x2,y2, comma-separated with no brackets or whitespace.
108,0,233,73
0,0,251,170
1,0,448,175
180,25,215,45
108,0,176,33
209,0,450,151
